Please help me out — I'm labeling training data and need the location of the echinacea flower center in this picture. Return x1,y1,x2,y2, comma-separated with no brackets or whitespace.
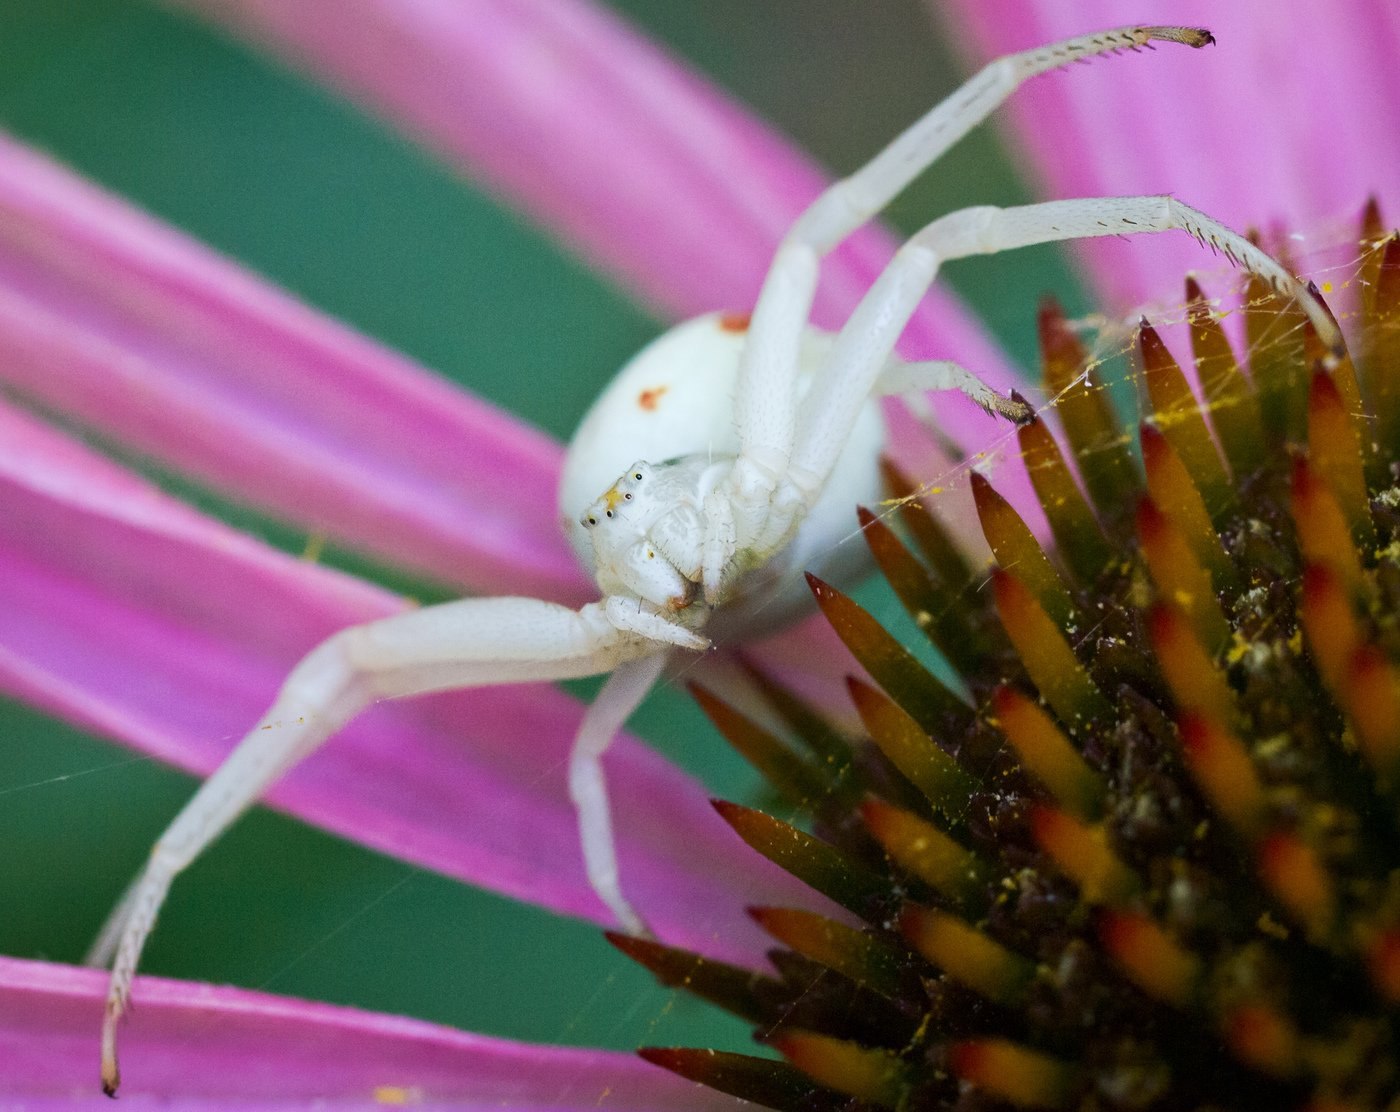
618,206,1400,1112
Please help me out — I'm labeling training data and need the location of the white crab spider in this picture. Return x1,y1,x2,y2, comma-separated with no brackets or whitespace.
91,22,1343,1093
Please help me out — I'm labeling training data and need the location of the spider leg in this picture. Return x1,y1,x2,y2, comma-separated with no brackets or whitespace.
603,595,708,648
877,358,1035,423
786,196,1338,503
89,595,656,1096
710,25,1216,598
568,651,670,937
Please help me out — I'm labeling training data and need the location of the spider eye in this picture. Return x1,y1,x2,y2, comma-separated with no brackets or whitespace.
585,516,596,526
624,492,632,500
605,510,613,518
634,472,643,480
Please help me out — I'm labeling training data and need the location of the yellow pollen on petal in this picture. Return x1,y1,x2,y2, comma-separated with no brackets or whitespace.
373,1086,421,1105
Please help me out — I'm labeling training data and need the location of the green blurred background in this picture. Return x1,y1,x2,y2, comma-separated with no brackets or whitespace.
0,0,1088,1066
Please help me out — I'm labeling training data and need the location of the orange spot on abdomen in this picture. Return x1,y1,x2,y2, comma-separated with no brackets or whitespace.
719,311,752,333
637,385,668,411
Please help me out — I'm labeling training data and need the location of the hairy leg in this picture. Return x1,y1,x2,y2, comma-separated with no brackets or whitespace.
708,26,1217,597
568,651,670,936
788,196,1339,499
91,596,649,1095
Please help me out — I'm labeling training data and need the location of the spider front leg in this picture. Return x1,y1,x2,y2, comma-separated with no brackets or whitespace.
787,196,1341,500
88,595,665,1096
704,24,1218,598
876,358,1035,423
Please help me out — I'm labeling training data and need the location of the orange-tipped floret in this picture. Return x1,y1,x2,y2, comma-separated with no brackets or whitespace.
633,204,1400,1111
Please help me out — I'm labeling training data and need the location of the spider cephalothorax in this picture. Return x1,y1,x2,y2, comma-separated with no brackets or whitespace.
581,459,712,621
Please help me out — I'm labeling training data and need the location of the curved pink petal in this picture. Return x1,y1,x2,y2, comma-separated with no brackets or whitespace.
944,1,1400,310
0,401,820,965
170,0,1041,515
0,132,582,602
2,957,741,1107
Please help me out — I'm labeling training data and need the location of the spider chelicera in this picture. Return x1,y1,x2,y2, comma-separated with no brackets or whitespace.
92,22,1341,1094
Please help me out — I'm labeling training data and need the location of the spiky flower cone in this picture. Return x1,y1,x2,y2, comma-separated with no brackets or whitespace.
616,205,1400,1112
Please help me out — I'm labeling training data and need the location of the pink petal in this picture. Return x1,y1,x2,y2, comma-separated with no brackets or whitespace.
0,401,818,964
1,956,740,1106
943,1,1400,310
0,132,583,601
171,0,1041,518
